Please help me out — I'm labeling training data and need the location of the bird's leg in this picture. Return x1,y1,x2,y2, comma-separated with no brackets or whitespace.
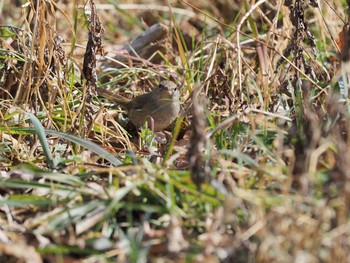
145,116,155,132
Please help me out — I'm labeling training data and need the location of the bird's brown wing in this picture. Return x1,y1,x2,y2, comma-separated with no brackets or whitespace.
129,93,153,111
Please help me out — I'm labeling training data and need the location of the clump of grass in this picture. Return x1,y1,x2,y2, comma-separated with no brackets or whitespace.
1,0,350,262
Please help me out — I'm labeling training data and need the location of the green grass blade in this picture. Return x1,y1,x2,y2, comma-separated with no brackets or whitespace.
26,112,55,169
0,126,122,166
45,129,122,166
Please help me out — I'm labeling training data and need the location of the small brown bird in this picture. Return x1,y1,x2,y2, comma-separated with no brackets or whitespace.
97,81,180,131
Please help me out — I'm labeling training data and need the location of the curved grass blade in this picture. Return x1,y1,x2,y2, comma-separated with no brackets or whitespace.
45,129,122,166
26,112,55,169
1,126,122,166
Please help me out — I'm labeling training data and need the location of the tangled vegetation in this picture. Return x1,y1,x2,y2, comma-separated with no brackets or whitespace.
0,0,349,262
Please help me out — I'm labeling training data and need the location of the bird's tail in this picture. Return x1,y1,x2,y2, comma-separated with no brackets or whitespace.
96,88,131,110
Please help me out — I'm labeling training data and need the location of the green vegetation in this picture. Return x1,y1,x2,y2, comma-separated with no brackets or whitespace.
0,0,349,262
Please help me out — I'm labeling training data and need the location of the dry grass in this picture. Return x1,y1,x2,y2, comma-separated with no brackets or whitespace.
0,0,349,262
